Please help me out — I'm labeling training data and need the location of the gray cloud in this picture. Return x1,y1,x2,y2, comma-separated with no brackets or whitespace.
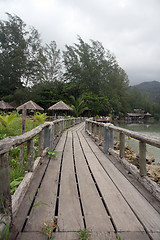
0,0,160,85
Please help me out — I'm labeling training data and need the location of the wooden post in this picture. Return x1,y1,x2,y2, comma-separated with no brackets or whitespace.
20,105,26,167
62,120,65,131
0,152,12,215
119,132,125,158
54,122,57,136
91,122,93,135
104,125,114,154
110,128,114,149
38,129,44,157
85,120,88,132
87,120,89,132
104,126,110,154
93,124,96,137
139,141,147,176
44,126,50,149
73,118,75,126
27,139,35,172
49,124,54,151
100,125,103,141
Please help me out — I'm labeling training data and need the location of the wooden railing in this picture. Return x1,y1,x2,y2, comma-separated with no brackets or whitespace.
0,117,83,233
85,119,160,177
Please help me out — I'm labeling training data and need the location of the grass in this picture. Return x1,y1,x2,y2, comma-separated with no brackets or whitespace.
0,116,42,194
0,117,39,139
77,228,91,240
42,217,58,240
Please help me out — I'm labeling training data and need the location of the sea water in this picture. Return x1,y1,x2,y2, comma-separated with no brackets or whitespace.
117,122,160,163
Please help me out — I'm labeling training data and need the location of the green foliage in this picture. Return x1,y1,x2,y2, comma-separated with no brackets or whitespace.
1,12,159,116
32,112,48,124
10,176,24,195
77,228,91,240
42,217,58,240
33,201,48,211
70,95,88,117
48,150,56,158
134,80,160,104
0,117,42,194
0,113,16,129
0,219,10,240
63,37,129,115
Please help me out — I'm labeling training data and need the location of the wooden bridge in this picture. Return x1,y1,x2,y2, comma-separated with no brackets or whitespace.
0,120,160,240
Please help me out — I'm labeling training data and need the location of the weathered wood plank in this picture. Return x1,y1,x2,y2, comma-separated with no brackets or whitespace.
84,131,160,233
24,152,61,232
53,231,117,240
0,152,11,215
78,131,144,232
73,131,114,232
149,233,160,240
118,231,150,240
55,131,67,152
90,232,116,240
16,232,47,240
53,232,78,240
58,131,84,231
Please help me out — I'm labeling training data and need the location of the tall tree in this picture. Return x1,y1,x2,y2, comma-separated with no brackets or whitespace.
40,41,62,82
0,13,28,97
63,36,129,114
0,13,60,101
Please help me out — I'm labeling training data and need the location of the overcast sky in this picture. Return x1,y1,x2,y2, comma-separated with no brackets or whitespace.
0,0,160,86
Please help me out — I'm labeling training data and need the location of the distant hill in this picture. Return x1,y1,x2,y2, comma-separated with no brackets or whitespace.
133,81,160,104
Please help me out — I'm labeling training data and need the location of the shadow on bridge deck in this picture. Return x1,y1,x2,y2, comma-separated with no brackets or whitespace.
10,123,160,240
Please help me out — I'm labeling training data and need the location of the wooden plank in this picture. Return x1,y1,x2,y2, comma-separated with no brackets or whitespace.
149,233,160,240
58,131,84,231
83,128,160,213
83,130,160,233
67,122,84,132
53,232,78,240
77,131,144,232
16,232,48,240
90,232,116,240
55,131,67,152
24,151,62,232
10,157,49,240
53,231,117,240
104,151,160,213
73,132,114,232
94,151,160,233
118,231,150,240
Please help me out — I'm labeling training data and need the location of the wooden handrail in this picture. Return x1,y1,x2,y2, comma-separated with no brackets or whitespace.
85,119,160,177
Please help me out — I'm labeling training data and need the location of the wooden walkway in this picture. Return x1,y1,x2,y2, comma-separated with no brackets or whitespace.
10,123,160,240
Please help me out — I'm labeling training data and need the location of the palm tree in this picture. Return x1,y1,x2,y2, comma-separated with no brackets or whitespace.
70,96,88,117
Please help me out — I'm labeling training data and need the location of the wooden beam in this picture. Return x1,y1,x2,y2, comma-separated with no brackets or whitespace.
119,132,125,158
139,141,146,176
0,152,12,215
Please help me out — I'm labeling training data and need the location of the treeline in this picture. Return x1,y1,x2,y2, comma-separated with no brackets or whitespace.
0,13,160,118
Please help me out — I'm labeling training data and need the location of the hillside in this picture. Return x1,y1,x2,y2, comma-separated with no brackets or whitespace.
133,81,160,104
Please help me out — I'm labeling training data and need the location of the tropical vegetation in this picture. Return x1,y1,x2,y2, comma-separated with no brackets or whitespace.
0,13,160,119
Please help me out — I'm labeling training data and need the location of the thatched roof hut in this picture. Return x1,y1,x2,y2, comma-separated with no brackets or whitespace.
48,101,72,111
0,100,14,110
17,100,44,111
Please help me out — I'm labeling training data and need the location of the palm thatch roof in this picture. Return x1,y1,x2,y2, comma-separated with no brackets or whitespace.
17,100,44,111
0,100,15,110
48,101,73,111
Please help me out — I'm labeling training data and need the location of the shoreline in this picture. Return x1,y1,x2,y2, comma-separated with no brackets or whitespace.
114,138,160,186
